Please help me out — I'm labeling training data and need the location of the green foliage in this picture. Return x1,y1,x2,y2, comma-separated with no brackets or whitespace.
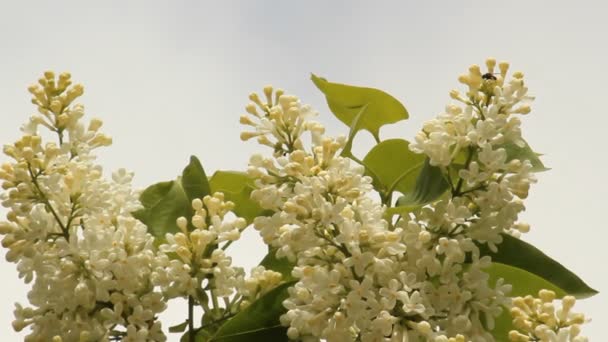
499,139,549,172
388,159,449,215
479,234,597,298
485,262,566,341
362,139,425,196
340,103,370,161
486,262,566,298
260,249,296,282
205,282,296,342
182,329,206,342
483,234,597,341
491,310,514,342
169,320,189,333
132,180,191,241
209,170,265,224
182,156,212,202
133,156,211,243
311,74,408,142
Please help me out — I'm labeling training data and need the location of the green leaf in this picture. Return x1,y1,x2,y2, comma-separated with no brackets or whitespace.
486,262,566,298
485,262,566,340
137,181,174,209
209,281,295,342
183,328,207,342
211,326,287,342
133,156,212,244
259,249,296,281
132,180,191,241
491,310,514,342
182,155,211,202
169,320,189,333
362,139,426,195
393,158,449,209
340,103,369,160
499,139,549,172
479,234,597,298
209,171,265,224
385,204,421,217
311,74,408,141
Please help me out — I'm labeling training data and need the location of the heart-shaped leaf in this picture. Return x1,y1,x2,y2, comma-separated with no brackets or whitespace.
311,74,408,141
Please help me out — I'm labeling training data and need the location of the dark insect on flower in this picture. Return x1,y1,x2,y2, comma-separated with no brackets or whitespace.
482,72,497,80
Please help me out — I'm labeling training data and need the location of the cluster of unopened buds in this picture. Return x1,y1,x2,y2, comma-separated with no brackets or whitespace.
509,290,588,342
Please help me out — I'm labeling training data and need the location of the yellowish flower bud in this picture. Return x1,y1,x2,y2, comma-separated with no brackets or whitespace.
88,118,103,131
486,58,496,73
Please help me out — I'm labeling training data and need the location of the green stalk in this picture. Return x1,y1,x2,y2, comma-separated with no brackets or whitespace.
188,296,195,342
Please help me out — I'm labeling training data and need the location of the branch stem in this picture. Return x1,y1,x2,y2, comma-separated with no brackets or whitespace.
188,296,195,342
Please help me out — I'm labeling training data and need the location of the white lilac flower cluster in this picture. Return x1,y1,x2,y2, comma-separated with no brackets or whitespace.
150,193,283,313
409,58,536,249
0,72,166,341
240,61,588,342
152,194,247,300
508,290,588,342
0,72,288,341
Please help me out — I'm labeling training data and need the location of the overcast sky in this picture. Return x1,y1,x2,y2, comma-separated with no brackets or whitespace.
0,1,606,340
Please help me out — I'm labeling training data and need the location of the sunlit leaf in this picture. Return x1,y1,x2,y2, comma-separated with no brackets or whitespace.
209,171,265,224
362,139,425,195
311,74,408,141
491,310,513,342
484,262,565,340
340,103,369,160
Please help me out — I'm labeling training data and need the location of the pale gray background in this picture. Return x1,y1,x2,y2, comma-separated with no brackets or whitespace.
0,1,605,340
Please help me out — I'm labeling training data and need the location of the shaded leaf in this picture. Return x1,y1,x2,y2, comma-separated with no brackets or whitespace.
311,74,408,141
209,170,265,224
137,181,174,209
260,248,296,281
182,328,206,342
132,180,190,241
182,155,211,202
133,156,212,244
209,281,295,341
211,326,287,342
479,234,597,298
499,139,549,172
393,158,449,209
169,320,189,333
